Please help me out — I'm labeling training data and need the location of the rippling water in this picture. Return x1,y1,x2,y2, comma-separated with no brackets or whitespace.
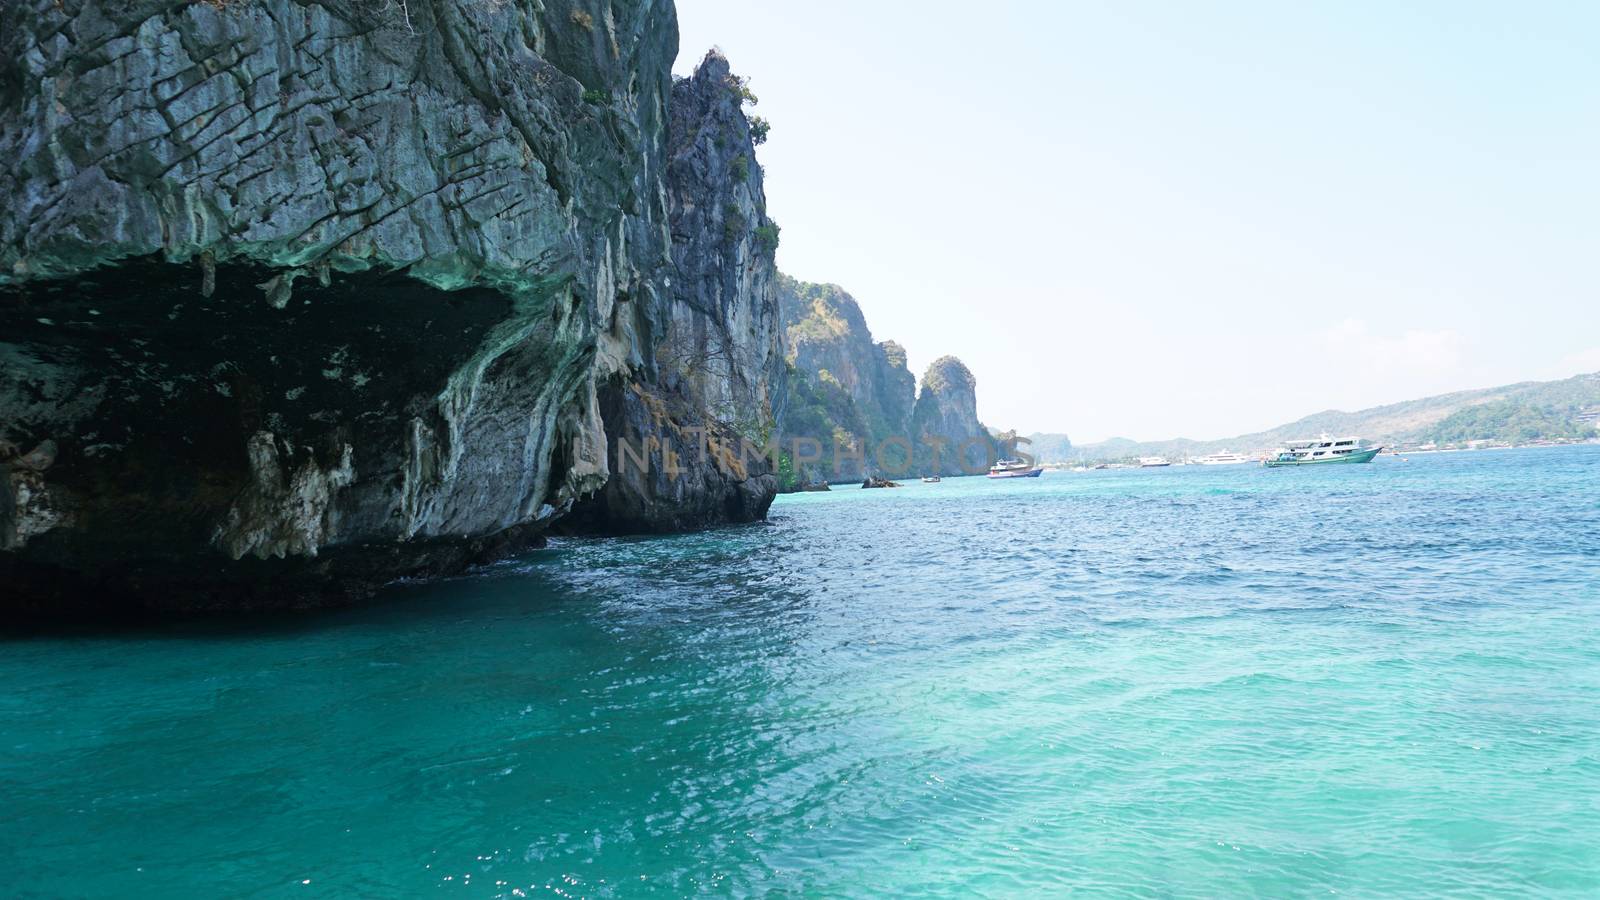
4,447,1599,896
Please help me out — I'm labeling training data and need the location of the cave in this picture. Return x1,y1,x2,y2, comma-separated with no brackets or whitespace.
0,256,527,616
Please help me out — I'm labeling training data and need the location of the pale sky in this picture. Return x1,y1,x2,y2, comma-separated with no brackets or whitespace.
675,1,1600,443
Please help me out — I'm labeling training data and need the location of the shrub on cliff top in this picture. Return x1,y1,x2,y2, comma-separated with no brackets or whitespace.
724,74,759,106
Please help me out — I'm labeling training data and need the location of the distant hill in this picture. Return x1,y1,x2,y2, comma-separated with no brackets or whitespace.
1029,372,1600,463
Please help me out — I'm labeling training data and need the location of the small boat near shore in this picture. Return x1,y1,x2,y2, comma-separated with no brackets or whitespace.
921,475,942,483
1264,436,1382,467
1138,456,1171,467
987,459,1043,479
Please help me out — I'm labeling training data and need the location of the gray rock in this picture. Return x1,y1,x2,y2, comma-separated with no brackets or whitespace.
562,50,780,533
0,1,778,614
911,356,999,475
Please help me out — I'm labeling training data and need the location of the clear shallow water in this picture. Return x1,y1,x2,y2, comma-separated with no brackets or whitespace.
3,447,1599,897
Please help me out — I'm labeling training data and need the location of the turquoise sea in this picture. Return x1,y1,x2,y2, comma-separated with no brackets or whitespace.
3,446,1599,896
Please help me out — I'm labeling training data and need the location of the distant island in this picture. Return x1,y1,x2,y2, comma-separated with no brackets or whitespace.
1027,371,1600,464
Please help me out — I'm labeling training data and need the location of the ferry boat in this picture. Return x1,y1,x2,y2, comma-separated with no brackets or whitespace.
1263,436,1382,467
987,459,1043,478
1138,456,1171,467
1191,450,1252,466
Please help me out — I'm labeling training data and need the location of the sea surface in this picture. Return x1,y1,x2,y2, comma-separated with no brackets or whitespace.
3,446,1599,897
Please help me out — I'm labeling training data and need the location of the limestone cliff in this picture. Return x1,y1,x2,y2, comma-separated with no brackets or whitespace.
775,277,913,483
560,50,780,533
910,356,999,474
0,1,778,613
774,277,996,484
778,277,913,441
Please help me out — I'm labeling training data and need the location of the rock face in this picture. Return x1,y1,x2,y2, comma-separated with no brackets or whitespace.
778,277,912,441
774,276,997,485
0,0,778,613
910,356,999,474
775,276,914,483
561,51,780,533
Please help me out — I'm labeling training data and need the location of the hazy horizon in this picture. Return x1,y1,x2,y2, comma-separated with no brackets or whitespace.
675,0,1600,444
1036,368,1598,446
1030,366,1593,445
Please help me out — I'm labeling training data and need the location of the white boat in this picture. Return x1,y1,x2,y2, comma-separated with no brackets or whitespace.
1191,450,1252,466
1138,456,1171,467
1263,435,1382,467
987,459,1043,479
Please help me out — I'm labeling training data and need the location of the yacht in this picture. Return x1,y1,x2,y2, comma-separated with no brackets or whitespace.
1191,450,1252,466
1263,436,1382,467
987,459,1043,478
1138,456,1171,467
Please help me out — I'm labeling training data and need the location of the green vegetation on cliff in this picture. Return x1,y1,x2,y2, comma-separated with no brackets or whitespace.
773,363,870,491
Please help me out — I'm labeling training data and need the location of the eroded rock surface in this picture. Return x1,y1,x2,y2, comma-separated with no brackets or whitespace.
0,1,778,613
562,50,781,533
774,276,998,485
910,356,999,475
